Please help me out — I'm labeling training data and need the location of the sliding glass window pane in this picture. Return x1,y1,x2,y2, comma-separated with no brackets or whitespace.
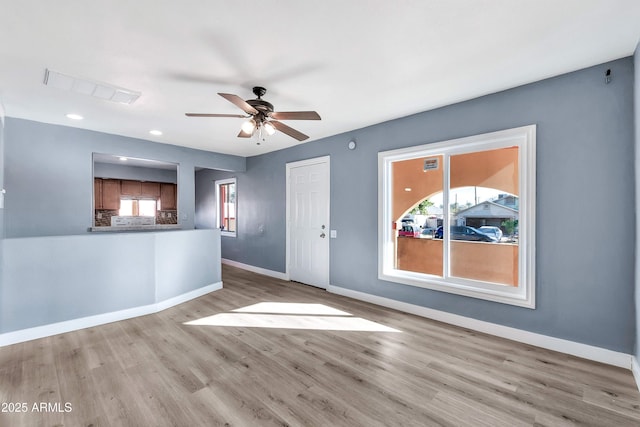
448,147,519,286
392,155,444,277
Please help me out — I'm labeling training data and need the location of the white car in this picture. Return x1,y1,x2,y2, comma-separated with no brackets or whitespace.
478,226,503,241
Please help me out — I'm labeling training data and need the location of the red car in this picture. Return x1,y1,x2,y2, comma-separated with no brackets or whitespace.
398,224,420,237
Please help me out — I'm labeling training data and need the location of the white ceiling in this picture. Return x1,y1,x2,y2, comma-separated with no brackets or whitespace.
1,1,639,157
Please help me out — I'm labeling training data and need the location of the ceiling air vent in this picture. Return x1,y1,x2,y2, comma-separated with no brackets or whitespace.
43,69,141,105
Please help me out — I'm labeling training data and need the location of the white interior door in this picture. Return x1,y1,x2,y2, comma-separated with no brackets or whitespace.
287,156,330,289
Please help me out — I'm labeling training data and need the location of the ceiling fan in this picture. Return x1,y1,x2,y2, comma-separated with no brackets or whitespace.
185,86,321,143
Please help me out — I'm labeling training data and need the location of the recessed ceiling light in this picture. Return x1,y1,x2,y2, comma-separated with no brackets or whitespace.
149,130,163,136
404,187,412,192
66,113,83,120
119,157,128,161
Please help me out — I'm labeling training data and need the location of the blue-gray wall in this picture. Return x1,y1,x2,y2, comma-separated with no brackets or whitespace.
0,101,5,333
634,41,640,362
195,168,229,230
196,160,287,270
4,119,245,238
94,162,177,184
194,167,277,263
211,58,636,353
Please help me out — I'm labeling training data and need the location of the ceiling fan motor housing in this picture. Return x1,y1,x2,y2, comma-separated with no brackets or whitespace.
248,86,273,121
247,99,273,125
247,98,274,114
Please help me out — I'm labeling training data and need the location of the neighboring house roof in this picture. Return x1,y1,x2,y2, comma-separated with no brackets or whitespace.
493,194,519,209
455,200,518,218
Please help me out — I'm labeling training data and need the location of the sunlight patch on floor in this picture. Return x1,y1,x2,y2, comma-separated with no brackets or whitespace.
232,302,351,316
184,302,401,332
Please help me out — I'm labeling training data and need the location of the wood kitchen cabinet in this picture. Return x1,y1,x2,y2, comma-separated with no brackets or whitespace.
94,178,103,209
140,182,161,198
160,183,176,210
101,179,121,210
119,180,161,198
95,179,167,211
121,180,142,196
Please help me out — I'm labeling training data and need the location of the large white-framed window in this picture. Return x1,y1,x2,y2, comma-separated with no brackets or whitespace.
215,178,237,237
378,125,536,308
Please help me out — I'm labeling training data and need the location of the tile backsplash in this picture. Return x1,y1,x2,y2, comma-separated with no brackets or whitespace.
94,210,178,227
94,209,118,227
156,210,178,225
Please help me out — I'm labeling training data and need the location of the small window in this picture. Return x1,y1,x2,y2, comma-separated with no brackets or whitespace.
378,125,536,308
119,198,157,217
119,199,133,216
216,178,237,237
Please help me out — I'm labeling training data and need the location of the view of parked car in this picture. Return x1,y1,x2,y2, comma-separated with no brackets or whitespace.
434,226,498,242
421,227,436,237
478,226,503,241
398,224,420,237
401,217,415,226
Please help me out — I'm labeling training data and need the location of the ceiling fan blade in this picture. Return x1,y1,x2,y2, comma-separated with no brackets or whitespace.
237,129,252,138
185,113,247,118
270,120,309,141
218,93,259,115
270,111,321,121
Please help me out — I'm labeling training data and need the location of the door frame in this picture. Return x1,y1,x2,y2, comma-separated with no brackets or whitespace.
285,155,331,287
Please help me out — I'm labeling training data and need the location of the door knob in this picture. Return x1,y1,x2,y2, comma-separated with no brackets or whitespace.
320,232,326,238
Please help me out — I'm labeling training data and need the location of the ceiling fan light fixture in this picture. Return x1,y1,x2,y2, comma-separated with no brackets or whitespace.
241,119,256,134
263,122,276,136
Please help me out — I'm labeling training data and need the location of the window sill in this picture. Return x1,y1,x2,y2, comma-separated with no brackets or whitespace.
379,269,534,308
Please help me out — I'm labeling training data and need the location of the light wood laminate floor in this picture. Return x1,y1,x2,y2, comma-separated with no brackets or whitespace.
1,264,640,426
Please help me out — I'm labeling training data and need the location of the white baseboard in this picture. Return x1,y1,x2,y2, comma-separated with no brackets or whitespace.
0,282,223,347
632,357,640,392
328,284,633,370
155,282,222,311
222,258,288,281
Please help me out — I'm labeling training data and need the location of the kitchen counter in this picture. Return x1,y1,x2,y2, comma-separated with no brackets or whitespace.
90,224,182,232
